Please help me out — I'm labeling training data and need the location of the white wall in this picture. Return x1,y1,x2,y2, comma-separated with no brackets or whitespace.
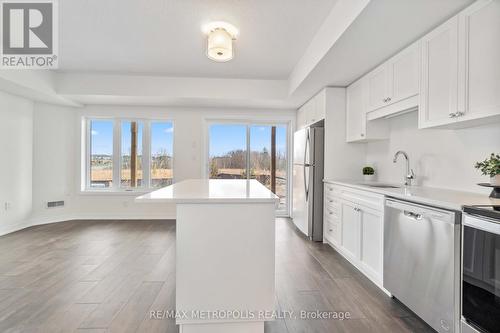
365,111,500,194
32,104,295,223
0,92,33,234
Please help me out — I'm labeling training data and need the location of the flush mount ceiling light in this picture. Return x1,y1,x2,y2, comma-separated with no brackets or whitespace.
202,21,238,62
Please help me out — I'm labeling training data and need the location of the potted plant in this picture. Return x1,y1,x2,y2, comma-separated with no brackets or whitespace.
362,166,375,181
475,153,500,185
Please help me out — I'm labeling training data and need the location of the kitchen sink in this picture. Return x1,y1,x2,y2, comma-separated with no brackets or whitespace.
362,184,401,189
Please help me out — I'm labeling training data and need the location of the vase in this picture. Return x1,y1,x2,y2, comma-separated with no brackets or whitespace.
491,175,500,186
364,174,375,182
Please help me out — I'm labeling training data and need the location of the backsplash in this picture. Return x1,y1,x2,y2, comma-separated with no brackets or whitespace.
365,111,500,194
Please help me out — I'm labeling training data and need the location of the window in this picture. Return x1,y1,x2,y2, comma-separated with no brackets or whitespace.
85,119,173,191
90,120,113,188
121,121,143,187
151,122,174,187
208,122,289,214
209,125,247,179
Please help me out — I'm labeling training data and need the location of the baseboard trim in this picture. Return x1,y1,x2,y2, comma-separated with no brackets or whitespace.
0,214,175,237
0,221,31,237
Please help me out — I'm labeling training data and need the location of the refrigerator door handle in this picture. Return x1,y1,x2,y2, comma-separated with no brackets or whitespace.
304,129,310,200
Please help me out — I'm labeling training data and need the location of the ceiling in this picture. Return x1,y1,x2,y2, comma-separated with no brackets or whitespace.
289,0,475,101
58,0,338,79
1,0,477,109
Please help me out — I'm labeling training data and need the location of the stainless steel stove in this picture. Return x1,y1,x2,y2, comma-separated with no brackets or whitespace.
462,205,500,333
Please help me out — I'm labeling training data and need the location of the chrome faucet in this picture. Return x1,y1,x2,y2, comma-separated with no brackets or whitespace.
393,151,415,186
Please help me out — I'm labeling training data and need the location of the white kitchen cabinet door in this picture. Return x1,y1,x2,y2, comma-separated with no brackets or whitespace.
359,205,383,283
340,200,360,261
304,98,316,125
297,105,307,129
419,16,459,128
458,0,500,122
346,79,366,142
388,42,420,104
314,90,326,123
367,65,389,112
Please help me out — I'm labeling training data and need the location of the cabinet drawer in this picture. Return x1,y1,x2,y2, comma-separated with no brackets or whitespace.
325,201,340,217
325,193,340,206
325,184,342,197
324,220,340,244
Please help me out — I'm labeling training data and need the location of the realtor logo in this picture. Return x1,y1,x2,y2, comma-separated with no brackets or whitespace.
1,0,58,69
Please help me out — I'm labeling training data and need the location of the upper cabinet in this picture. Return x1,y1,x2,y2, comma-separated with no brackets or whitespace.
389,43,420,104
419,17,459,128
346,41,419,143
458,0,500,122
367,66,389,112
346,79,366,142
346,78,388,143
296,89,327,129
420,0,500,128
367,42,420,113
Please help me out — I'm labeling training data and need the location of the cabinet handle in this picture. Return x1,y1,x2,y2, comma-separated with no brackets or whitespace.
449,113,456,118
456,111,465,117
360,133,365,137
382,98,387,103
328,200,333,203
387,97,391,102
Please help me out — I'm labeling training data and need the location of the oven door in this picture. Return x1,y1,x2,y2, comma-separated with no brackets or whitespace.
462,214,500,333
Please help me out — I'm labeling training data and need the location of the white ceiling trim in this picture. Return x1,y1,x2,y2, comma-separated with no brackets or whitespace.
288,0,370,95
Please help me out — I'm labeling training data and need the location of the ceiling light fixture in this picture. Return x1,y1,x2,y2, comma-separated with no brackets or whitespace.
202,21,238,62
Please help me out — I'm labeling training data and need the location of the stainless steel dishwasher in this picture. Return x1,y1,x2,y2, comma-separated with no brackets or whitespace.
384,199,460,333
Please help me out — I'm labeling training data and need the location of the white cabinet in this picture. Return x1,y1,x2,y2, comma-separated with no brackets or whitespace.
367,66,389,112
345,41,419,143
367,42,420,113
314,90,326,123
389,43,420,104
339,199,383,281
419,16,459,128
296,89,327,129
340,200,360,261
359,206,383,283
346,78,389,143
420,0,500,128
324,183,384,287
297,104,308,129
457,0,500,123
324,184,341,246
346,79,366,142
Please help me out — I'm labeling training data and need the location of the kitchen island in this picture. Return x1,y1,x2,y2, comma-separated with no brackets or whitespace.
136,179,279,333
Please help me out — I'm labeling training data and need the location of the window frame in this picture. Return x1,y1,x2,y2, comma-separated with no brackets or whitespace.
83,117,174,193
204,119,291,217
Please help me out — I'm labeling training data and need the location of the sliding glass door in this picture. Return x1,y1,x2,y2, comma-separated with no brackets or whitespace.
208,122,289,214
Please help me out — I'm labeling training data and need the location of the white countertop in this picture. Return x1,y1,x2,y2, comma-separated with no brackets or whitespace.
324,179,500,211
135,179,279,204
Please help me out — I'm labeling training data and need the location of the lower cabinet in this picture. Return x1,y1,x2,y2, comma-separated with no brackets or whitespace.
324,183,384,287
359,205,383,283
340,200,360,260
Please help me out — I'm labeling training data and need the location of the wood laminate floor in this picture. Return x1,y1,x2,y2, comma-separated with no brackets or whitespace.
0,218,434,333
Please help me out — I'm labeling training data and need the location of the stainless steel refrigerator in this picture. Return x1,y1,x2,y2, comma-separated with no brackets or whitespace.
292,124,324,241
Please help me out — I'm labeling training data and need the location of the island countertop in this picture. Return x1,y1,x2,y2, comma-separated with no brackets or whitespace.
135,179,279,204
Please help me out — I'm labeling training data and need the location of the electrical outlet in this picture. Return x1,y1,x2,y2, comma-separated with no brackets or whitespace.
4,202,12,211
